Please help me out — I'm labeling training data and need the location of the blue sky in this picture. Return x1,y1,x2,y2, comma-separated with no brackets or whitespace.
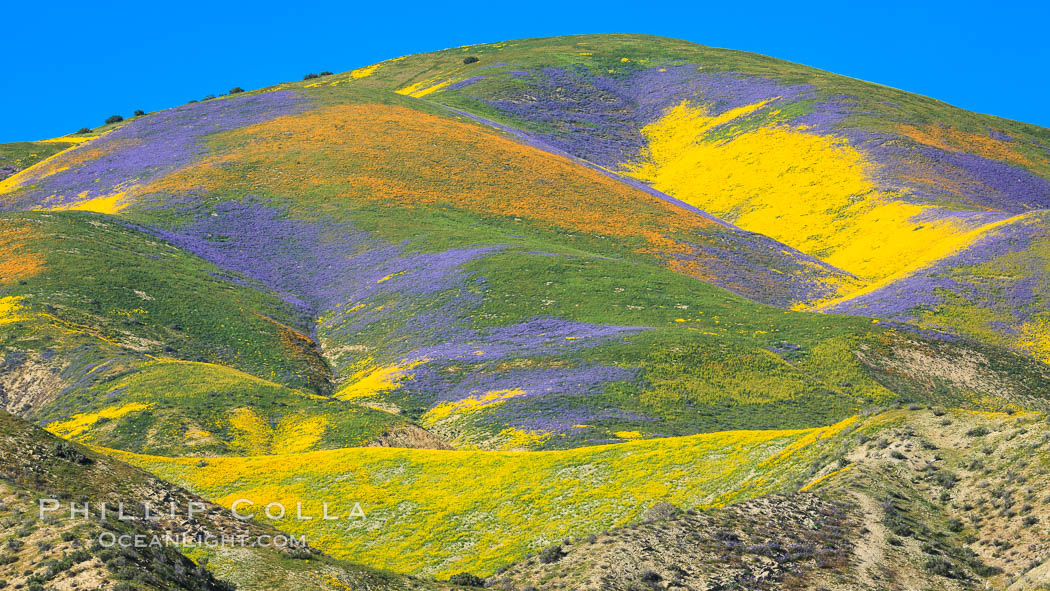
2,1,1046,142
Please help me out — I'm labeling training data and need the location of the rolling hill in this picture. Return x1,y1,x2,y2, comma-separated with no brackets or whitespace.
2,33,1050,589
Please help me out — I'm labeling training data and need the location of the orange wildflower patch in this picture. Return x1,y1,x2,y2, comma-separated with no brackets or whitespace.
897,124,1037,169
0,220,45,285
146,104,716,258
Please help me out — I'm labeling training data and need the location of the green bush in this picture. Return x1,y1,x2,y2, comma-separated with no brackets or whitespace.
463,56,479,64
104,115,123,125
924,557,960,578
229,87,245,94
933,470,958,489
448,572,485,587
303,73,320,80
538,544,564,564
133,110,145,116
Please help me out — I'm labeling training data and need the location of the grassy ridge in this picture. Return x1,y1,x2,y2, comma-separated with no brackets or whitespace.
44,360,408,455
0,211,329,392
105,416,862,577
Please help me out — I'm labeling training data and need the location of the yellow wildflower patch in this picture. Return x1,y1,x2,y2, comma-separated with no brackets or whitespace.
621,100,1004,286
106,418,856,577
422,388,526,425
229,408,331,455
335,358,426,400
1018,317,1050,363
273,415,329,454
0,296,28,325
350,63,381,79
497,427,551,450
50,190,131,215
47,402,153,439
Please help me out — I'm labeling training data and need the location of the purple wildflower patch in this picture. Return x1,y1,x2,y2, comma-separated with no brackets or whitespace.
5,92,310,210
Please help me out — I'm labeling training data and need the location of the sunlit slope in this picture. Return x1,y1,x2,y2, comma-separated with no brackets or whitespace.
344,34,1050,292
492,407,1050,590
0,210,329,397
42,360,412,456
0,135,89,181
106,416,862,577
114,408,1050,583
825,210,1050,363
0,90,854,308
0,211,428,454
2,82,1050,449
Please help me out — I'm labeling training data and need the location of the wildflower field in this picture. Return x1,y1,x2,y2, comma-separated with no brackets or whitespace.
2,32,1050,589
106,416,864,576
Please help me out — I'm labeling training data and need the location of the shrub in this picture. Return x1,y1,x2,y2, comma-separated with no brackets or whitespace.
76,127,93,134
946,518,963,532
972,562,1003,577
1023,515,1039,527
966,426,991,437
641,501,680,522
229,87,244,94
319,71,333,76
924,557,960,578
104,115,123,125
53,441,92,465
463,56,480,64
202,94,216,101
448,572,485,587
639,570,662,583
133,110,145,116
303,73,320,80
933,471,958,489
538,544,564,564
890,450,906,460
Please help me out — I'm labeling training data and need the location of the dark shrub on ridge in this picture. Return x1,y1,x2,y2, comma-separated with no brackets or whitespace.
104,115,123,125
448,572,485,587
463,56,479,64
539,544,564,563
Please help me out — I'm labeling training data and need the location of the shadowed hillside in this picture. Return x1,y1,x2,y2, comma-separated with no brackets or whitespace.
0,410,437,590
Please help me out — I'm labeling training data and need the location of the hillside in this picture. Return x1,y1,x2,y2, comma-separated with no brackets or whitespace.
1,32,1050,590
107,407,1050,589
0,410,436,590
487,410,1050,590
344,33,1050,359
3,36,1050,452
